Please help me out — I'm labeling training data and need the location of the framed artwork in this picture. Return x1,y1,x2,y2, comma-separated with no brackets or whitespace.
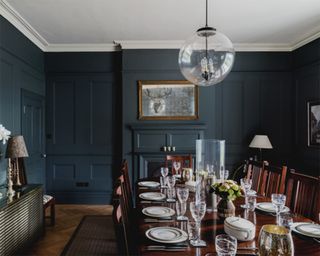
307,100,320,147
138,80,199,120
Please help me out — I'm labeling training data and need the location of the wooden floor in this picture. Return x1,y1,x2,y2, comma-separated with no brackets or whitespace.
23,204,113,256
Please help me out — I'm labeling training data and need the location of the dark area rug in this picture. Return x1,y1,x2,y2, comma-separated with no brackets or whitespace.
61,215,119,256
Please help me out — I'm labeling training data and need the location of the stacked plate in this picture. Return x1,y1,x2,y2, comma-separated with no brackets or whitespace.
139,192,166,201
142,206,175,218
138,181,160,188
256,202,290,213
146,227,188,244
291,222,320,238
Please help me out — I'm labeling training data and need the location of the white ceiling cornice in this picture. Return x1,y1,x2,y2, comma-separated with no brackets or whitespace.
0,0,48,51
46,44,120,52
1,0,319,53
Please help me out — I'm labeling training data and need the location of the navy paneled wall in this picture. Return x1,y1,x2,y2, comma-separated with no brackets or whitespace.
0,16,45,186
293,39,320,176
122,49,294,178
45,52,121,203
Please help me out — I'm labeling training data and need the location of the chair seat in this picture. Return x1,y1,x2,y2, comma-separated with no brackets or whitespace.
43,194,55,226
43,194,53,205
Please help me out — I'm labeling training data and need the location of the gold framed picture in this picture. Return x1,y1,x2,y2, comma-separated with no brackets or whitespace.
308,100,320,147
138,80,199,120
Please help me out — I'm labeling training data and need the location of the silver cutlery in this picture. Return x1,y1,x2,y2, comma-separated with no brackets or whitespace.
145,245,187,251
140,200,165,204
313,238,320,244
144,218,174,223
237,247,258,250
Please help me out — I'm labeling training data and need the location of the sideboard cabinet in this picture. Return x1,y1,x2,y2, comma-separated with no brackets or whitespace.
0,185,43,255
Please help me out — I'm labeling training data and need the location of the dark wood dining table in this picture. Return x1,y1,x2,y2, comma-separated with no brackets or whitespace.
135,178,320,256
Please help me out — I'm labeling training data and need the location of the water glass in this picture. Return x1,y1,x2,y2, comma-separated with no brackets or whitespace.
224,170,229,180
177,187,189,202
173,161,181,175
187,221,198,241
240,178,252,209
166,175,176,189
161,167,169,178
167,188,176,202
271,194,286,225
247,195,257,211
160,176,167,188
190,201,207,246
219,168,225,182
176,201,188,220
215,234,237,256
279,213,293,230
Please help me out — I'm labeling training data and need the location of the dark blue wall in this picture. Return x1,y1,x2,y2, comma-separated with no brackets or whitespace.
0,16,45,186
122,50,295,179
45,52,121,203
293,38,320,175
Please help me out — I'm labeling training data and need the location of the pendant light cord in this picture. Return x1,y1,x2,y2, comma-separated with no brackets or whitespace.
205,0,208,27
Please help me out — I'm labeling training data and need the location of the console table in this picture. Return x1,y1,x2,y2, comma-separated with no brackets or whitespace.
0,184,43,255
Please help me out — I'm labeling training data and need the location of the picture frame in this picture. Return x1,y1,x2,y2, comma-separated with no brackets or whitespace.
307,100,320,147
138,80,199,120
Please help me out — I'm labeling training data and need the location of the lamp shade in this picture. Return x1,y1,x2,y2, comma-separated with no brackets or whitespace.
5,135,29,158
249,135,273,149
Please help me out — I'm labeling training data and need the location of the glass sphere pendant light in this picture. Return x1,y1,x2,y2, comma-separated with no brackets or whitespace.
179,0,235,86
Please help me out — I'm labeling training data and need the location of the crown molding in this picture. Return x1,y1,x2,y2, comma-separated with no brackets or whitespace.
291,30,320,51
45,44,120,52
114,40,184,50
0,0,48,51
0,0,319,52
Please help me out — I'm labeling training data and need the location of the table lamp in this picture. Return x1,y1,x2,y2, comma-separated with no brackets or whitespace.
5,135,29,186
249,135,273,161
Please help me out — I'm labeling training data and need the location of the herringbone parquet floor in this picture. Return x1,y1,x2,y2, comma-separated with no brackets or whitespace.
22,204,113,256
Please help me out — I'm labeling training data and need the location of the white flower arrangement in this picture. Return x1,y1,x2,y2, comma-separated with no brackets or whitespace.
0,124,11,144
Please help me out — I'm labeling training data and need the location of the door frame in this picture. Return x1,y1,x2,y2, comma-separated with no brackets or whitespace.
21,89,45,185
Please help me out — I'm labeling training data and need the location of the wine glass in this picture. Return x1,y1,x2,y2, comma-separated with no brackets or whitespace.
173,161,181,175
190,201,207,246
166,175,176,189
240,178,252,208
161,167,169,178
215,234,237,256
271,194,286,225
160,167,169,188
176,201,188,220
177,187,189,203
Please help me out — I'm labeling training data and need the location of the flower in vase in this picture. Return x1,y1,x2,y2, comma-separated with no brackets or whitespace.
210,180,242,201
0,124,11,144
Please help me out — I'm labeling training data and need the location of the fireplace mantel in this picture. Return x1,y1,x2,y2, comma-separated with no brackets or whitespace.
130,123,206,179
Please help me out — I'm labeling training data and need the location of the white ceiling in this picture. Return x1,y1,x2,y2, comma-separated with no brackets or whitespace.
1,0,320,51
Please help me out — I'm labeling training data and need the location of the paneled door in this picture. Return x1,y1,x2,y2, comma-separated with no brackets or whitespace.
21,89,45,186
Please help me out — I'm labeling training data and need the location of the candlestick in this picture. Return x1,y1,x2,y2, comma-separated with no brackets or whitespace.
7,158,15,196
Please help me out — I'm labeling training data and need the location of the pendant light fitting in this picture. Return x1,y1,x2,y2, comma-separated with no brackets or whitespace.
178,0,235,87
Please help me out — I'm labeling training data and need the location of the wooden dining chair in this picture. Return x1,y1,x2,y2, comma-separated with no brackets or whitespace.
245,160,266,195
261,163,287,197
112,181,137,256
285,170,320,221
120,159,133,210
165,155,193,175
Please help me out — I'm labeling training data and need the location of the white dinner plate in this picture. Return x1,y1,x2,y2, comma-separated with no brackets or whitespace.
138,181,160,188
142,206,175,218
146,227,188,244
256,202,290,213
139,192,166,201
291,222,320,238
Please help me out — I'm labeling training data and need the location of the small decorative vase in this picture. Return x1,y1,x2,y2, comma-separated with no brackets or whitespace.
217,197,235,218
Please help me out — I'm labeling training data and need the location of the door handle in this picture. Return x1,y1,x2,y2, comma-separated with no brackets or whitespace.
41,154,47,158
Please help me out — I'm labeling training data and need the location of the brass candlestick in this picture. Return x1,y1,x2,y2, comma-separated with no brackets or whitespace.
7,158,15,196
